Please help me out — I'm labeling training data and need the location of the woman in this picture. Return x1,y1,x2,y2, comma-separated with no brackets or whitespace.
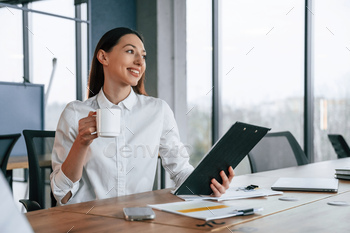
50,27,234,205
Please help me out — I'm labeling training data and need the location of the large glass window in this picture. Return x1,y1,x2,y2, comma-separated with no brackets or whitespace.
31,0,75,18
0,2,88,130
218,1,305,173
186,0,212,167
219,1,305,143
30,11,77,130
0,6,23,82
313,0,350,161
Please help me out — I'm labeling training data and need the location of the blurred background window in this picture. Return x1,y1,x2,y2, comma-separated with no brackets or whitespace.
313,0,350,161
186,0,213,167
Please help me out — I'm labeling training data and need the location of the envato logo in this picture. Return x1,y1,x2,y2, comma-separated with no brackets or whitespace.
118,143,193,159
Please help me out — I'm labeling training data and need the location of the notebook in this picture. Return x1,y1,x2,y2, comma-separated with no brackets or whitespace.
173,122,270,195
271,177,338,192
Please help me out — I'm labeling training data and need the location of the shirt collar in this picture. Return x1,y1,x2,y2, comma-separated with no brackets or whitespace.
97,87,137,111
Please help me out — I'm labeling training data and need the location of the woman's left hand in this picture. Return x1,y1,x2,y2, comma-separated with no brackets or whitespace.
210,166,235,197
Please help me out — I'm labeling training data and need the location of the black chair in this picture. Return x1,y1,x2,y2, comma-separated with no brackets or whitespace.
0,133,21,188
20,130,56,212
248,131,309,173
328,134,350,159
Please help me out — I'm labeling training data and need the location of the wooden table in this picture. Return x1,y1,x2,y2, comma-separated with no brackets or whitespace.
7,154,52,170
223,191,350,233
7,154,52,199
25,158,350,232
26,209,207,233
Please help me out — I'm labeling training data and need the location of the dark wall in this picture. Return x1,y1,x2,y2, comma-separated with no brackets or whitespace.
90,0,137,61
136,0,158,97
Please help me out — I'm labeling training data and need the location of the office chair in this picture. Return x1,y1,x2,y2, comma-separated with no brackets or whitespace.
20,130,56,212
0,133,21,188
248,131,309,173
328,134,350,159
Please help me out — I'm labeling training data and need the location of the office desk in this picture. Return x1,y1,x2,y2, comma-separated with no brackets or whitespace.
7,154,52,201
7,154,52,170
226,190,350,233
26,158,350,232
26,209,206,233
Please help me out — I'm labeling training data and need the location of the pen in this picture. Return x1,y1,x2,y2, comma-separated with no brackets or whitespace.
236,207,263,216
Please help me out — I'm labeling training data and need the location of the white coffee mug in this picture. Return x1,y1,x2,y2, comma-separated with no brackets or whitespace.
96,108,121,137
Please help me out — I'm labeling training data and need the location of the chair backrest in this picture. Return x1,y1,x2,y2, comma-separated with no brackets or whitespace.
0,133,21,177
328,134,350,159
23,130,55,208
248,131,309,173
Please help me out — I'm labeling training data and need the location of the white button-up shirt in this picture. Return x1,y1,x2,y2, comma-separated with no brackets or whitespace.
50,88,194,205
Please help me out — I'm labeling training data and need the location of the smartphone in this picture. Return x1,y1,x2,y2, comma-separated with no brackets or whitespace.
123,207,156,221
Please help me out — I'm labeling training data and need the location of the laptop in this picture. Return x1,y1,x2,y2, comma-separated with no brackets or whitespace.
271,177,338,192
173,122,270,195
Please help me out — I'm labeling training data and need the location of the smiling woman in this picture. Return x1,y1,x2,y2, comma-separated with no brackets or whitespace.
88,28,147,98
50,27,234,206
97,34,147,102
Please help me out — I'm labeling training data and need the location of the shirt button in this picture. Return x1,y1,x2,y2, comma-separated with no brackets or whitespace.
118,162,124,172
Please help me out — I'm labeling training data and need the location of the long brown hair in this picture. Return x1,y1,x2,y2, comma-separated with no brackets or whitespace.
87,27,147,98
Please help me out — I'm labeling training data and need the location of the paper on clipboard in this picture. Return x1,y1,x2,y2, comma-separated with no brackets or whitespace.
177,188,283,201
148,201,262,221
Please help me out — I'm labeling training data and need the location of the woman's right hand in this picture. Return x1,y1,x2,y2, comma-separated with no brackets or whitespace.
61,111,98,201
76,111,98,146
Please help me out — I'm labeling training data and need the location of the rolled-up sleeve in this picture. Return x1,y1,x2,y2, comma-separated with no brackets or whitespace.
50,102,80,205
158,100,194,188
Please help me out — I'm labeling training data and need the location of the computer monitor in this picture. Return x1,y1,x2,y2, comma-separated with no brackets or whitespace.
0,81,44,157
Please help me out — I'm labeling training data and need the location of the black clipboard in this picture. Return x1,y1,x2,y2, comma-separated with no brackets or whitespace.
174,122,270,195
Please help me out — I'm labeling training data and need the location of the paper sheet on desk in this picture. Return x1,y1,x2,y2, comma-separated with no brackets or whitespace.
148,200,261,221
177,188,283,201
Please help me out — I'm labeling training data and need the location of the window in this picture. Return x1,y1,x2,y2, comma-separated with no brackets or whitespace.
0,2,89,130
31,0,75,18
313,0,350,161
186,0,212,166
0,7,23,83
219,1,305,144
30,12,77,130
